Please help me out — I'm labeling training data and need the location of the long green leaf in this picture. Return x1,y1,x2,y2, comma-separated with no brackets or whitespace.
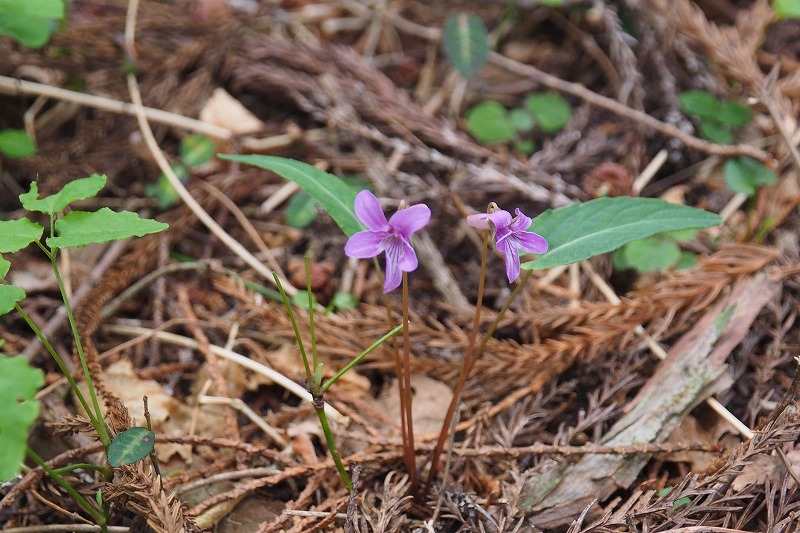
219,155,363,236
46,209,168,249
523,197,722,270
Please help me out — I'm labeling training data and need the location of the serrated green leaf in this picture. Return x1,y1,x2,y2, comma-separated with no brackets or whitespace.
442,13,490,80
678,90,720,120
20,175,107,214
46,209,169,249
0,0,64,48
699,121,734,144
0,129,37,158
218,155,363,236
717,101,751,128
180,134,215,168
525,92,572,133
285,190,319,228
0,355,44,481
465,101,516,143
509,108,534,132
108,427,155,467
0,255,9,279
523,197,722,270
0,284,25,316
0,218,44,253
724,156,778,197
773,0,800,18
621,237,681,272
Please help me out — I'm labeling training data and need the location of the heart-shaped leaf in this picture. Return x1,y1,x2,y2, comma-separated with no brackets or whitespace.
108,427,155,467
0,355,44,481
523,197,722,270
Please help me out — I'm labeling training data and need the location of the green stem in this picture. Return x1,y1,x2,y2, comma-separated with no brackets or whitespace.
272,273,313,381
305,255,319,384
51,463,109,475
321,324,404,393
49,250,111,449
313,398,352,489
26,448,108,530
14,304,101,433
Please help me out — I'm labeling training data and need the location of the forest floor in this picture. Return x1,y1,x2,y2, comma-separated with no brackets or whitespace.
1,0,800,532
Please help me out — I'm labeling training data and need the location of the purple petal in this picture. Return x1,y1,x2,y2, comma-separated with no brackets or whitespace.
354,190,388,231
389,204,431,238
387,237,418,271
516,231,548,255
508,208,533,232
502,245,521,283
466,210,512,231
344,230,385,259
383,253,403,293
494,226,513,253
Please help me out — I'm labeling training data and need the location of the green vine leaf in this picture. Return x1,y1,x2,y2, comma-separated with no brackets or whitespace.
46,208,169,249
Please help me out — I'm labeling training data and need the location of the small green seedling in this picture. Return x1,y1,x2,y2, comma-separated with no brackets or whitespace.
442,12,490,80
466,92,572,153
0,129,37,159
612,229,698,273
679,90,751,144
0,0,65,48
773,0,800,18
145,134,215,208
723,156,777,197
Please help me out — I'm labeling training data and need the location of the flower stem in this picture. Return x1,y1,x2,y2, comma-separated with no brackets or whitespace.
427,230,490,490
321,324,403,393
401,271,417,490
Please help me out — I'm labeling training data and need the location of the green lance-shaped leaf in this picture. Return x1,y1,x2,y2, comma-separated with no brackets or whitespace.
219,155,363,236
0,218,44,253
107,427,156,467
45,208,169,249
0,284,25,316
0,355,44,481
523,197,722,271
0,129,37,158
20,175,107,215
442,13,490,80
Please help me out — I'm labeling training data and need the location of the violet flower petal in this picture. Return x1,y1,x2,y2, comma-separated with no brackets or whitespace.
516,231,549,254
503,244,522,283
344,230,386,258
466,210,512,231
354,190,389,231
383,249,403,293
388,204,431,238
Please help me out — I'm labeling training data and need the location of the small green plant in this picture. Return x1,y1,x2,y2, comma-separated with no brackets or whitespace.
466,92,572,153
773,0,800,18
1,174,167,531
679,90,751,144
442,12,490,80
0,0,65,49
145,134,216,208
723,156,778,197
612,229,698,273
0,129,37,159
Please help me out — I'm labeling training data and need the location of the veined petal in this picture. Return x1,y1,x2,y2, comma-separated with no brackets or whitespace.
466,210,512,231
354,190,389,231
344,230,386,259
389,204,431,238
516,231,548,255
502,243,522,283
508,208,533,232
494,226,512,253
383,253,403,293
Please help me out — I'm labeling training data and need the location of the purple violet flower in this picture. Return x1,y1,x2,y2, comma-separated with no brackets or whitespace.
467,207,548,283
345,190,431,293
